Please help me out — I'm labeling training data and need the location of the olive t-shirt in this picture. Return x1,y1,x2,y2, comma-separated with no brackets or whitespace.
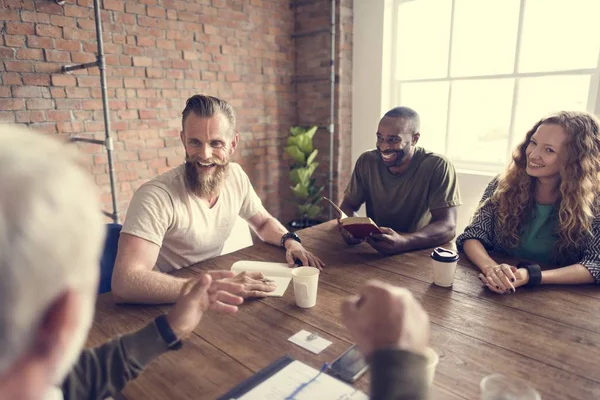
344,148,461,233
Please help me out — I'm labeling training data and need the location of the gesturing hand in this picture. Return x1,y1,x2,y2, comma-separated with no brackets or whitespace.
166,272,244,339
341,280,429,358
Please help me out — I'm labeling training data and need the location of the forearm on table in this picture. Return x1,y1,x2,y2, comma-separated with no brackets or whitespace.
253,217,287,247
541,264,595,285
463,239,498,272
399,220,456,253
112,269,188,304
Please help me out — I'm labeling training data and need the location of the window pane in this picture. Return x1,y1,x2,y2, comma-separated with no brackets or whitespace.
450,0,520,77
510,75,591,149
519,0,600,73
399,82,450,154
447,79,515,164
396,0,452,80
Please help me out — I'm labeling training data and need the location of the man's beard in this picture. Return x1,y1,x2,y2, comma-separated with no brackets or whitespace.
184,155,229,199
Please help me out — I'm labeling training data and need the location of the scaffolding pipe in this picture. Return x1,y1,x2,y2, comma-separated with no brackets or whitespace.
93,0,120,223
328,0,336,220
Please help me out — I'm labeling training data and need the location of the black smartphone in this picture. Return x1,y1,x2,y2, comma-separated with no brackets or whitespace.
328,344,369,383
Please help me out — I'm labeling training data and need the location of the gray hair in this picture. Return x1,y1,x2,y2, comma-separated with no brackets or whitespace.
0,124,104,381
384,106,421,135
181,94,237,136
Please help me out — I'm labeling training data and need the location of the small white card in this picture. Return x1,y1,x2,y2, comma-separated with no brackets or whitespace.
288,330,332,354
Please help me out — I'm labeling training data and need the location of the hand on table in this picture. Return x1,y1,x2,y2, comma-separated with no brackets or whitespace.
365,227,408,256
166,272,244,339
337,219,364,246
341,280,429,358
221,270,277,298
479,264,529,294
284,239,325,270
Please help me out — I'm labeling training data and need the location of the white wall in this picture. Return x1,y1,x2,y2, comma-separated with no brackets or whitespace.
352,0,496,232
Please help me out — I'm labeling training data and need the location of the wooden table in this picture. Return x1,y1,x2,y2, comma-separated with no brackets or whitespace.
89,221,600,399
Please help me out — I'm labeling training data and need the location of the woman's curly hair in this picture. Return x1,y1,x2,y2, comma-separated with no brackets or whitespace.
490,111,600,264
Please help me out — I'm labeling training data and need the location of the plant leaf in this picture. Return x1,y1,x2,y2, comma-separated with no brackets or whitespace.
306,149,318,165
290,126,305,136
306,204,322,218
291,183,309,199
285,146,305,164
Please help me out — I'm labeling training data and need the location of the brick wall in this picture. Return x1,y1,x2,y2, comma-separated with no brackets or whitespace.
291,0,352,223
0,0,351,225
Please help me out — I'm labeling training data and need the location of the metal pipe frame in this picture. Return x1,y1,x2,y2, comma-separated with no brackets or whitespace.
60,0,120,223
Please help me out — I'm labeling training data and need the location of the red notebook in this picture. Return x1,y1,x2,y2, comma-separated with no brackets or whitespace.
323,197,382,239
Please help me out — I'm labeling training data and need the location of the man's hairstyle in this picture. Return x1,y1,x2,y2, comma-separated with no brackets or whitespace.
181,94,236,136
384,106,420,135
0,125,104,380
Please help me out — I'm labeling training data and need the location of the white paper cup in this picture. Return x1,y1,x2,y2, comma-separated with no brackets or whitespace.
480,373,541,400
431,247,459,287
292,267,320,308
424,347,439,386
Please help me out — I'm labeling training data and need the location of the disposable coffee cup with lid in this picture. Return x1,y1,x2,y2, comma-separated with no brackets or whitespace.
430,247,459,287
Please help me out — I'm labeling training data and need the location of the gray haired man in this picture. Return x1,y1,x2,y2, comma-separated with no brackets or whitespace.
0,124,244,399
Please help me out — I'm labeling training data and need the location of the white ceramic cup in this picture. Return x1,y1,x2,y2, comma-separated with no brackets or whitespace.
292,267,320,308
431,247,460,287
424,347,440,386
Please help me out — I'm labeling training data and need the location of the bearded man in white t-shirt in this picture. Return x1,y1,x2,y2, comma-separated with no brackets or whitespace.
111,95,324,304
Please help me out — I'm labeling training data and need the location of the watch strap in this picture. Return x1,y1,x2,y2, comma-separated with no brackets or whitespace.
517,262,542,287
154,314,183,350
281,232,301,248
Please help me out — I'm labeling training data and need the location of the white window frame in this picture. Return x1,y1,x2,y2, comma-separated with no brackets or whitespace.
389,0,600,173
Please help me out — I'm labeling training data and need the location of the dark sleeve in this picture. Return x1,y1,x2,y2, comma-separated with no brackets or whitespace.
427,157,461,210
61,320,170,400
369,349,428,400
343,154,367,207
455,177,499,251
577,215,600,284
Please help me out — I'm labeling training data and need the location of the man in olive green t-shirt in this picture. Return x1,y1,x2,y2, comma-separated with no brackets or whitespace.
339,106,461,255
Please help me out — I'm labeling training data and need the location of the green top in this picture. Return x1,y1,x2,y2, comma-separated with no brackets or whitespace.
508,203,559,264
344,147,461,233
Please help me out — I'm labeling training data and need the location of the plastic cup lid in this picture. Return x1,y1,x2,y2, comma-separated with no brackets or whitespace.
431,247,459,262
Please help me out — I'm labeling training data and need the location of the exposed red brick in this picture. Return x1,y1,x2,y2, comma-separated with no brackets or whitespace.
35,1,64,15
12,85,42,98
4,35,26,48
5,61,34,73
26,99,53,110
27,36,54,49
36,24,63,38
52,75,77,87
16,48,44,60
6,22,35,36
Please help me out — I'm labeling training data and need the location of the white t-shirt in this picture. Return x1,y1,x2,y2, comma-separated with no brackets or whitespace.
122,163,264,272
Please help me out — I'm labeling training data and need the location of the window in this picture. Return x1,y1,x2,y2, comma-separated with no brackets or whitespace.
391,0,600,171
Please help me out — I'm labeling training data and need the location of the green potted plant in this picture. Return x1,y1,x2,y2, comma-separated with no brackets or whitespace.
286,126,324,230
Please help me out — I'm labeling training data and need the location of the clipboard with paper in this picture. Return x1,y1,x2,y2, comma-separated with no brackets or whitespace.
218,356,368,400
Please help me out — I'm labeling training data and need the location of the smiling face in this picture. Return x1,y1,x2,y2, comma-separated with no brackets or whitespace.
525,123,568,180
376,116,419,168
180,112,238,198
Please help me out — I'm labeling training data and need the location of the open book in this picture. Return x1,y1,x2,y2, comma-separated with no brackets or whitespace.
323,196,382,239
230,261,292,297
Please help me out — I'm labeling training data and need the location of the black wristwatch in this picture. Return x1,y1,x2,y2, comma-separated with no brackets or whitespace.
517,262,542,287
281,231,301,249
155,314,183,350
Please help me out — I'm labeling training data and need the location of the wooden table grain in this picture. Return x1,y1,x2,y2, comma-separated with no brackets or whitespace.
88,221,600,399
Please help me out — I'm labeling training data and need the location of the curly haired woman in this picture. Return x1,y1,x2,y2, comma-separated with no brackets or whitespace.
457,111,600,294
